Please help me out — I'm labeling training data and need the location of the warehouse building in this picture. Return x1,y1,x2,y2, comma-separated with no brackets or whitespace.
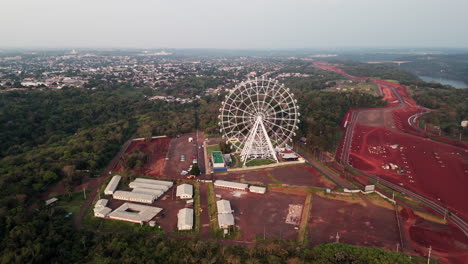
134,178,173,187
132,188,164,199
214,180,248,191
212,151,227,172
217,200,233,214
113,190,156,204
249,186,266,194
104,175,122,195
108,202,162,224
177,208,194,230
129,181,169,192
176,184,193,199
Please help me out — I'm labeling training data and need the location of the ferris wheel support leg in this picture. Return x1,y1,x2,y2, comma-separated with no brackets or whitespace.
259,119,279,164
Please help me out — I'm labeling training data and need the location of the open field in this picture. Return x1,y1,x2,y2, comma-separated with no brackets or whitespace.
215,165,337,189
348,124,468,219
308,194,400,251
213,187,305,241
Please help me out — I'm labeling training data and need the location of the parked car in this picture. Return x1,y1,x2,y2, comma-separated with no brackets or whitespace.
180,155,186,161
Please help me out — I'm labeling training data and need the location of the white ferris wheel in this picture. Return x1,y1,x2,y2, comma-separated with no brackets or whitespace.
219,77,300,166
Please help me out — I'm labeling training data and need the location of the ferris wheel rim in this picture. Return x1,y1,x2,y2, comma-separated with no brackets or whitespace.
219,77,299,153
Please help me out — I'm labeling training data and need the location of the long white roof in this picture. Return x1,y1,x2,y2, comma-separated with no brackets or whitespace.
218,213,234,228
176,184,193,197
95,199,108,208
134,178,173,187
129,181,169,192
177,208,194,230
249,186,266,194
113,190,155,204
108,202,162,223
132,187,164,199
104,175,122,194
214,180,248,190
217,199,232,214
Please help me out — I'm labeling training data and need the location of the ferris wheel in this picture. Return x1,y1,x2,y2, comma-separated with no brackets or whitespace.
219,77,300,166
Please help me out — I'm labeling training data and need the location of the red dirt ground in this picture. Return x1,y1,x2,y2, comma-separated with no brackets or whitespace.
214,188,305,241
162,133,199,179
400,208,468,264
214,165,337,189
308,195,400,251
115,137,171,177
348,124,468,219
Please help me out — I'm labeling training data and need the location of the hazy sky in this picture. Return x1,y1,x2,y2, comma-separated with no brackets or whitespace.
0,0,467,49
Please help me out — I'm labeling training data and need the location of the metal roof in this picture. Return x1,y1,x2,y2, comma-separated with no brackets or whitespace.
132,188,164,199
108,202,162,223
113,190,155,204
134,178,173,187
129,181,169,192
218,213,234,228
177,208,194,230
217,199,232,214
214,180,248,190
104,175,122,195
176,184,193,198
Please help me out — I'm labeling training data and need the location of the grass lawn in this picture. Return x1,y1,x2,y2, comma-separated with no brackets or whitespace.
55,190,90,215
245,159,275,167
206,144,221,160
298,193,313,244
206,182,219,236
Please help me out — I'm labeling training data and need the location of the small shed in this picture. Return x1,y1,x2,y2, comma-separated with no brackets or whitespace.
176,184,193,199
249,186,266,194
45,197,58,207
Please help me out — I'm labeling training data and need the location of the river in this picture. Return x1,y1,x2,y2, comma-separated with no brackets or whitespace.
418,75,468,89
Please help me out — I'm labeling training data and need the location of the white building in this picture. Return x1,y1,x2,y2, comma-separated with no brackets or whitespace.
129,181,169,192
132,188,164,199
104,175,122,195
214,180,248,191
94,207,112,218
249,186,266,194
134,178,173,187
45,197,58,206
95,199,108,208
176,184,193,199
177,208,194,230
217,200,233,214
108,203,162,224
112,190,155,204
218,213,235,229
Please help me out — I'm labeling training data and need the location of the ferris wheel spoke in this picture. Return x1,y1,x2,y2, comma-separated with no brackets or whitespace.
263,119,296,137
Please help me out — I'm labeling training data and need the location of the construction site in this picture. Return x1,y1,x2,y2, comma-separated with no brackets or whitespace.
71,71,468,264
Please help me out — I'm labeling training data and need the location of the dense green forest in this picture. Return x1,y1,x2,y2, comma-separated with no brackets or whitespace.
411,86,468,138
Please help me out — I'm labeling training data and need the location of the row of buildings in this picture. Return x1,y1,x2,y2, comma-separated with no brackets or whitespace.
96,175,194,230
